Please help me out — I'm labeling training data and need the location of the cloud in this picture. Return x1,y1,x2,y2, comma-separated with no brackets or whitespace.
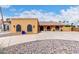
0,5,10,20
10,8,17,12
59,6,79,23
9,6,79,25
1,5,79,25
45,6,79,25
0,5,11,9
19,9,58,21
18,6,79,24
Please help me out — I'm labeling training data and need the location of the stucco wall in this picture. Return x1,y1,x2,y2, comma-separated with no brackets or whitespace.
10,18,39,34
51,26,55,31
62,27,72,31
73,28,79,31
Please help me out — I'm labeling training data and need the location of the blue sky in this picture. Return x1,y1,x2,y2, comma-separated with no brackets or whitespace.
2,5,76,16
1,5,79,25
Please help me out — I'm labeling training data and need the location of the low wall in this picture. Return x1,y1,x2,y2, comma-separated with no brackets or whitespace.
62,27,71,31
73,28,79,31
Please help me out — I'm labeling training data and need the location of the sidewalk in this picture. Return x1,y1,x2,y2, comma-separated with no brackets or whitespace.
0,31,79,48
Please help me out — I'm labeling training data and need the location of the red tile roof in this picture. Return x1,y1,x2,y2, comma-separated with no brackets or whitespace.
39,21,64,26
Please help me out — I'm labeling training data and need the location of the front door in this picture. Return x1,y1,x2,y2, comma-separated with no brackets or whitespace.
55,26,59,31
47,26,51,31
40,26,44,31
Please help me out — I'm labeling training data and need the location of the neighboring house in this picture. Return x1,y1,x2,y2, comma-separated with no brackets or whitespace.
0,19,11,32
3,21,11,31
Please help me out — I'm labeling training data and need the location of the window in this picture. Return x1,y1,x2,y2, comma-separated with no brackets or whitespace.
16,24,21,32
27,24,32,32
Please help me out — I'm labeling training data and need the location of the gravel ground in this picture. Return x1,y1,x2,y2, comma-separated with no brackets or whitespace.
3,39,79,54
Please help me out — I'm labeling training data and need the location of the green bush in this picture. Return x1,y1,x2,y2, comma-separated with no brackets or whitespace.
64,25,71,27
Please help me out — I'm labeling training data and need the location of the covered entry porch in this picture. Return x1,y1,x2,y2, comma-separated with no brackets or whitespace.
39,21,64,32
39,25,63,31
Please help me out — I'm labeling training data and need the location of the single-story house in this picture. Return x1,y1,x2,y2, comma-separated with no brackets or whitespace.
10,18,75,34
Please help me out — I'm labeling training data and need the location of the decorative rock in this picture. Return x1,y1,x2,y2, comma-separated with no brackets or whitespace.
3,39,79,54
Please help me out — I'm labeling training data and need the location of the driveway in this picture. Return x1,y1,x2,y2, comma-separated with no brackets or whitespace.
0,31,79,48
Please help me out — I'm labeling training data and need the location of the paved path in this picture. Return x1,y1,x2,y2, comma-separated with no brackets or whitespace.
0,31,79,48
0,33,20,37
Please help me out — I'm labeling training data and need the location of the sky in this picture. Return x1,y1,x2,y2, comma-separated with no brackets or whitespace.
1,5,79,25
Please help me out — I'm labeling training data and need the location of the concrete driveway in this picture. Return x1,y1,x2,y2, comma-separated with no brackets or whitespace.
0,31,79,48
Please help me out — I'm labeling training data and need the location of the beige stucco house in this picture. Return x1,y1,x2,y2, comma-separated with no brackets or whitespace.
9,18,75,34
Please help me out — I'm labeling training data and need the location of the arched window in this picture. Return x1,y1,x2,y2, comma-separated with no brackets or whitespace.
27,24,32,32
16,24,21,32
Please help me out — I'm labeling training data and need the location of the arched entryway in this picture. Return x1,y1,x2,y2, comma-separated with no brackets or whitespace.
16,24,21,32
47,26,51,31
27,24,32,32
55,26,59,31
40,26,44,31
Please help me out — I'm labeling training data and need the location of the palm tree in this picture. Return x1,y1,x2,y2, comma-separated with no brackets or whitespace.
59,21,61,23
71,23,74,26
77,20,79,23
71,23,75,31
0,6,5,31
63,20,66,23
66,21,69,23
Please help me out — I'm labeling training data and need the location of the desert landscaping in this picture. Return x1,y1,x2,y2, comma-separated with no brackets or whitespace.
3,39,79,54
0,31,79,54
